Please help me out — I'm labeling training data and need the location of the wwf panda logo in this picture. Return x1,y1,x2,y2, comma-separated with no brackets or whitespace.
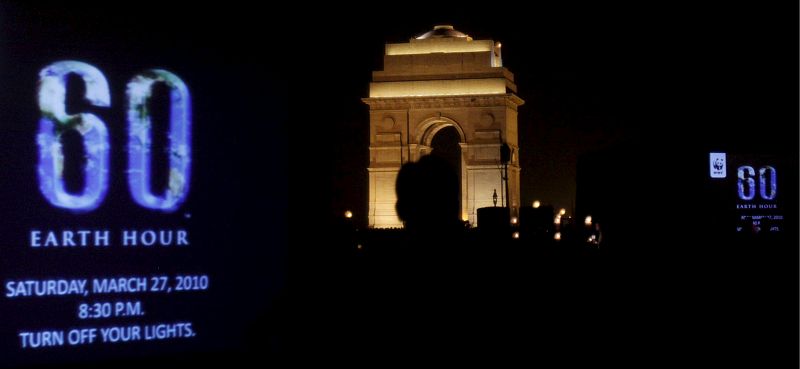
713,157,724,170
710,153,727,178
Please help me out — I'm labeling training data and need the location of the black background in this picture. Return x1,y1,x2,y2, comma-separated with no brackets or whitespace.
0,1,798,367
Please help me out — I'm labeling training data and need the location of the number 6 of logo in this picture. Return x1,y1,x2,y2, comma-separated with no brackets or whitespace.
37,60,191,212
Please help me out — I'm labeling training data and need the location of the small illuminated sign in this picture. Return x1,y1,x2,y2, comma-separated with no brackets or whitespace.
709,153,783,234
709,152,726,178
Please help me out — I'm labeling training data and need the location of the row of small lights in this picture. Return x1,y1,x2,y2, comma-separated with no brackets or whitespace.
345,205,593,243
531,200,570,241
530,200,593,242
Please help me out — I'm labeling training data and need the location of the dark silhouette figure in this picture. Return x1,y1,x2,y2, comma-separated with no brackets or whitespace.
374,154,481,356
395,154,464,244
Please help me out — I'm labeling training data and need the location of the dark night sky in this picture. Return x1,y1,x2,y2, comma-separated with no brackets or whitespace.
286,4,798,226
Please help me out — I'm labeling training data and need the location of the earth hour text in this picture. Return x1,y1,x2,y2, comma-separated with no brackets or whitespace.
29,229,189,247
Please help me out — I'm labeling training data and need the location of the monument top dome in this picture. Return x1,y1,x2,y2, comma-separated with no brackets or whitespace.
415,25,471,40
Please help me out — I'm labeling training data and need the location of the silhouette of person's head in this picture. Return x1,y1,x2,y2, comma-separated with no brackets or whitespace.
395,154,462,237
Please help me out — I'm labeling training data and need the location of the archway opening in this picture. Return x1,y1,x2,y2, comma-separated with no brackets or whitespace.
429,126,462,217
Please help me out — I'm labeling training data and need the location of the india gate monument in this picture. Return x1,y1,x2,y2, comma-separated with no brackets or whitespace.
364,25,524,228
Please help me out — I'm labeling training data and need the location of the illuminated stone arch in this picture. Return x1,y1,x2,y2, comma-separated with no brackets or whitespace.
363,25,524,228
416,117,468,222
417,116,466,151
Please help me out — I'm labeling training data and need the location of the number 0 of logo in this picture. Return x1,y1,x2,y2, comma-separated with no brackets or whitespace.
37,60,191,212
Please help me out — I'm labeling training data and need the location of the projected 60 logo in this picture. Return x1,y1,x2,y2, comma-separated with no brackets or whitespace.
737,165,776,201
37,61,191,212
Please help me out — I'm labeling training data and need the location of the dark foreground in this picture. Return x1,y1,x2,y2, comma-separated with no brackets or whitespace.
273,227,796,366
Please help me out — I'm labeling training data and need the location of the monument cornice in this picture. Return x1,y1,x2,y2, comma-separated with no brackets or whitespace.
362,93,524,111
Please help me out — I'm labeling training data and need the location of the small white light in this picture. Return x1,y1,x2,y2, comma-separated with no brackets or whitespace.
532,200,540,208
584,215,592,226
559,208,566,216
554,232,561,241
512,232,519,239
554,216,561,225
344,210,353,219
356,244,363,250
511,217,518,224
